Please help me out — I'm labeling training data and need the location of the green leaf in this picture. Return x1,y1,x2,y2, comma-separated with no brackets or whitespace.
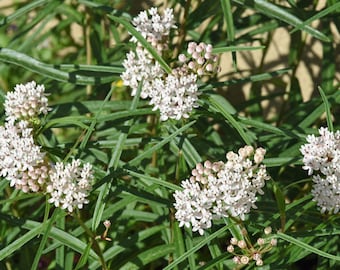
119,244,175,269
277,232,340,261
74,242,94,270
0,48,116,85
92,83,142,231
318,86,334,132
220,0,235,43
290,3,340,34
0,223,44,261
263,157,300,167
167,123,202,168
0,0,53,26
238,117,304,139
201,68,291,91
125,168,181,191
22,220,99,261
164,225,230,270
298,91,340,129
89,225,167,269
208,94,253,145
128,120,196,167
272,181,286,231
31,207,60,270
91,182,111,232
220,0,237,69
107,14,172,74
172,221,186,269
97,108,154,122
56,213,65,269
231,0,330,42
212,45,265,53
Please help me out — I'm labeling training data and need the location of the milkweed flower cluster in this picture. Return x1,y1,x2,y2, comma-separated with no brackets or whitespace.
0,120,47,192
121,7,219,121
130,7,175,52
1,81,50,192
227,227,277,266
173,146,270,235
0,81,93,212
300,127,340,214
47,159,93,212
4,81,50,122
178,42,219,76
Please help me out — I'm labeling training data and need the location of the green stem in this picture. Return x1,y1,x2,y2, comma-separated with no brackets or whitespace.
73,213,108,270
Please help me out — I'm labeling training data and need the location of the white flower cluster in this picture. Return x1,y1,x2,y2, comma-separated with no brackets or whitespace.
0,120,46,192
121,47,164,98
4,81,50,122
174,146,270,235
121,7,219,121
47,159,93,212
150,73,199,121
0,81,93,212
131,7,175,52
300,127,340,213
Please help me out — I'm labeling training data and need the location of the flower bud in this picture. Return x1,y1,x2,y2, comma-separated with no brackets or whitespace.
237,240,247,249
240,256,249,265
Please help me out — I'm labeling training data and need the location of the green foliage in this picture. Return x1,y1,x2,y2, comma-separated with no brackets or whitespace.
0,0,339,269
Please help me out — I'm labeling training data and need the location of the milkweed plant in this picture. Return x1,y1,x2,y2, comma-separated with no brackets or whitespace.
0,1,339,269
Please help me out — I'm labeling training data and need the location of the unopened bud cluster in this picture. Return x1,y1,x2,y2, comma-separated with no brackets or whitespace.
178,42,219,76
300,127,340,214
189,160,224,185
227,227,277,266
173,146,270,235
121,8,220,121
0,81,93,212
4,81,50,122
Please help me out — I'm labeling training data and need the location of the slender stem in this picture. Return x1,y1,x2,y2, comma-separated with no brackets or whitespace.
73,212,108,270
174,0,191,58
85,8,93,96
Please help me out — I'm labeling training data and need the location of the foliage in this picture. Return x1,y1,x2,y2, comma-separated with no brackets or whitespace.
0,0,339,269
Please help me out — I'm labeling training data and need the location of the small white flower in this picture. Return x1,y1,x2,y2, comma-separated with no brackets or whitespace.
0,120,46,190
311,174,340,214
300,127,340,213
300,127,339,176
174,146,270,234
5,81,50,122
121,9,220,122
121,47,164,98
131,7,176,52
149,73,199,121
47,159,93,212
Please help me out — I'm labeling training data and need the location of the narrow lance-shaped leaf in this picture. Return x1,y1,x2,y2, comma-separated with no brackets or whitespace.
290,3,340,34
107,14,172,74
163,225,230,270
0,48,116,85
0,224,44,261
220,0,237,69
231,0,330,42
0,0,52,26
128,120,196,167
318,86,334,132
277,232,340,261
91,82,142,231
